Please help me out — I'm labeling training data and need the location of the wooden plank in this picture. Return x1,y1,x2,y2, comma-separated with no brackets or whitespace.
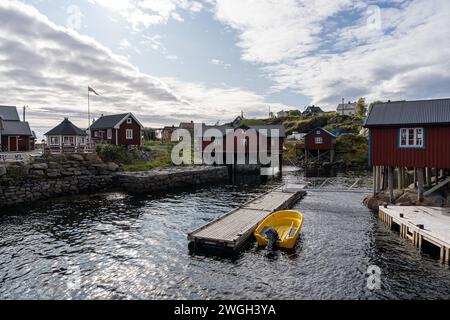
424,177,450,196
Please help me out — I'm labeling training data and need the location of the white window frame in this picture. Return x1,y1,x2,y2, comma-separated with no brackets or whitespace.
49,136,59,146
107,129,112,139
63,136,75,145
315,137,323,144
127,118,132,124
399,128,424,148
94,131,98,137
126,129,133,140
78,136,86,145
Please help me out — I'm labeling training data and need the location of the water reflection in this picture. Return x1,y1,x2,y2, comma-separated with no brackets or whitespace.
0,170,449,299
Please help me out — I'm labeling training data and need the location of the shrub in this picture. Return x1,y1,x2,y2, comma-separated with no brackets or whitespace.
96,144,137,164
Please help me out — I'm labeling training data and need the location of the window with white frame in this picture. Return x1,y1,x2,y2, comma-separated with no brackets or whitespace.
107,129,112,139
78,136,86,145
127,118,132,124
63,136,75,145
94,131,98,137
240,138,247,146
399,128,424,148
315,137,323,144
126,129,133,140
50,136,59,145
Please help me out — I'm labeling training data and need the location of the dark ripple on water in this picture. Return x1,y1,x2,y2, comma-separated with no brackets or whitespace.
1,177,450,299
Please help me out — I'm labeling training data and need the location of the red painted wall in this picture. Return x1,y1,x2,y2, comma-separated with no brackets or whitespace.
118,119,141,146
370,127,450,168
202,135,284,154
305,129,335,150
0,136,30,151
91,120,141,146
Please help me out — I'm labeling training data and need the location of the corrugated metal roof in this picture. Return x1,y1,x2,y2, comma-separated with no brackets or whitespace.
1,120,33,136
0,106,20,121
45,118,87,136
364,98,450,127
90,113,129,129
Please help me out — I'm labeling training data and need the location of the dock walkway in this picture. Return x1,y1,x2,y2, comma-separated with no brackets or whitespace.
188,186,306,251
379,206,450,263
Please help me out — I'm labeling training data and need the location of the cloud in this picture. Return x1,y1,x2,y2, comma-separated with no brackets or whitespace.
210,59,231,69
213,0,450,106
0,0,286,134
90,0,203,29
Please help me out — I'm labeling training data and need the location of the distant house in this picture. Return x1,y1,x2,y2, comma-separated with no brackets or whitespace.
161,125,176,143
277,110,289,118
0,105,34,152
303,105,324,117
298,127,336,162
364,98,450,200
90,113,144,147
45,118,87,153
337,101,357,116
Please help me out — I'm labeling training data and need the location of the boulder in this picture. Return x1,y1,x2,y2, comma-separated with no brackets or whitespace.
0,166,6,176
32,163,48,170
68,154,85,161
106,162,119,172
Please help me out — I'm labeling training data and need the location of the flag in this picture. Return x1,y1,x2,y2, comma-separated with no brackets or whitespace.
88,86,100,95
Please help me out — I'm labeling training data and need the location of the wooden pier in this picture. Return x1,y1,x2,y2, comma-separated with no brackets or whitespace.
379,206,450,264
188,187,306,251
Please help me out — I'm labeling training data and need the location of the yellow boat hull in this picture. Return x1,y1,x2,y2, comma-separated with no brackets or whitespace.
254,210,304,249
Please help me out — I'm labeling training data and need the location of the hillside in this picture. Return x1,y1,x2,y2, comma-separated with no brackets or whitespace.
233,112,369,168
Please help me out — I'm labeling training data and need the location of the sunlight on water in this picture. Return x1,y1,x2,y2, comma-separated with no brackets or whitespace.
0,170,449,299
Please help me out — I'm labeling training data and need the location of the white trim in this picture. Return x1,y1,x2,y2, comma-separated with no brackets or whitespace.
126,129,133,140
315,137,323,144
114,113,144,129
399,127,424,148
115,129,118,145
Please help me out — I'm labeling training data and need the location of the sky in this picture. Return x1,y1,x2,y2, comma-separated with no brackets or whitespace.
0,0,449,139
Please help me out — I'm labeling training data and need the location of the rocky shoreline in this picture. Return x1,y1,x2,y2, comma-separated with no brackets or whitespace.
0,154,229,208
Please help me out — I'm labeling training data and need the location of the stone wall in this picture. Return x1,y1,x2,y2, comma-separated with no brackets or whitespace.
0,154,120,208
116,166,229,193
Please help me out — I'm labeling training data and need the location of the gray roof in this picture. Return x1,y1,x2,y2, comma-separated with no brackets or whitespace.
45,118,87,136
1,120,33,136
364,98,450,127
90,113,129,130
0,106,21,121
337,102,356,110
201,124,286,138
305,127,336,138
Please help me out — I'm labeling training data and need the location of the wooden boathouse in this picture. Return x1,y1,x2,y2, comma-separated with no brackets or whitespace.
365,98,450,202
297,127,336,163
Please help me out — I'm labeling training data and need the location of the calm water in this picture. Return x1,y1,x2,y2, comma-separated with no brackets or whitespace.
1,169,450,300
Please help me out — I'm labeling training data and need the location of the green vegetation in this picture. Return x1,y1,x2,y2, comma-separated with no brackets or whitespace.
122,140,176,171
356,97,367,118
96,144,138,164
335,134,368,164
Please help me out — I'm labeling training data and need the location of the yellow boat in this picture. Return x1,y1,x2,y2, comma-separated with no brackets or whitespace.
254,210,304,249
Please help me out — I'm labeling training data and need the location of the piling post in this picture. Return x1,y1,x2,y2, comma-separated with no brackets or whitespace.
388,167,394,203
417,168,424,202
413,168,417,188
373,166,377,196
426,168,432,187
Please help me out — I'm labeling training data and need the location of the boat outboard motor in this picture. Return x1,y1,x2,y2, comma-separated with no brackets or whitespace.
264,227,279,250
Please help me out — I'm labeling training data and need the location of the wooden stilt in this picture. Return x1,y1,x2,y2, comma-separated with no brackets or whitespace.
373,166,377,196
414,168,417,188
388,167,394,203
417,168,424,202
426,167,432,187
440,246,445,263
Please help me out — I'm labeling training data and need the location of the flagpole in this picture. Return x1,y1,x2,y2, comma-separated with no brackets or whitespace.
88,87,91,145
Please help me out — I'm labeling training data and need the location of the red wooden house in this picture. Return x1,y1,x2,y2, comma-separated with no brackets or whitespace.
0,106,34,152
364,98,450,201
198,124,286,170
90,113,144,147
299,127,336,162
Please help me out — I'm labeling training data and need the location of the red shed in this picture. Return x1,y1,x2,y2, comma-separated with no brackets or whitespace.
301,127,336,162
364,98,450,201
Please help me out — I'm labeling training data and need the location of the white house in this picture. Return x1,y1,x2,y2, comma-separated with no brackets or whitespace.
337,101,357,116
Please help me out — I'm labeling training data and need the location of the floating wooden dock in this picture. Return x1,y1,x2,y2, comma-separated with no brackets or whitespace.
379,206,450,264
188,187,306,251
